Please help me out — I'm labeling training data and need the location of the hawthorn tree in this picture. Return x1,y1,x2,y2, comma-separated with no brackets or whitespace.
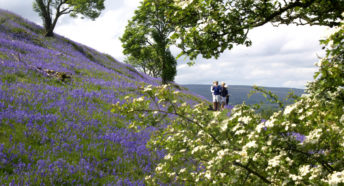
120,0,177,84
33,0,105,37
169,0,344,59
113,22,344,184
112,0,344,184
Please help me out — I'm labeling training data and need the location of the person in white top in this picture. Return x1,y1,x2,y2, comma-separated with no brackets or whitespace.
210,81,221,111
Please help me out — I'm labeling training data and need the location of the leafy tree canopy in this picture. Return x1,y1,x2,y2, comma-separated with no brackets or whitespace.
169,0,344,59
120,0,177,84
33,0,105,37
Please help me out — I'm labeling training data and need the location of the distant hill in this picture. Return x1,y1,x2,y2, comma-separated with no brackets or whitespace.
182,84,304,106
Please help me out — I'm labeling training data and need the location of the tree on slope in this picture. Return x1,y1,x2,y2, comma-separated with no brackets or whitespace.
169,0,344,59
120,0,177,84
33,0,105,37
121,21,162,78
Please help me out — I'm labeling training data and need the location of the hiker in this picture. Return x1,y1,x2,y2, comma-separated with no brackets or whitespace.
211,81,221,111
220,82,229,110
210,81,215,110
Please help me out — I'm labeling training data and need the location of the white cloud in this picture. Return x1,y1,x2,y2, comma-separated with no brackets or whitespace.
175,24,326,88
55,0,141,60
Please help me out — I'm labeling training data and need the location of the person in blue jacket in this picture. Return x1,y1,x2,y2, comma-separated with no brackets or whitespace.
210,81,221,111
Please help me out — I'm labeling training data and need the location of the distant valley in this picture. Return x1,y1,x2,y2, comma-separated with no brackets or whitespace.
182,84,304,106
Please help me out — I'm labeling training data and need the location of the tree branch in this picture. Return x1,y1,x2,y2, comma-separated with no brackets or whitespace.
285,143,335,173
129,108,222,145
233,161,271,184
251,0,316,28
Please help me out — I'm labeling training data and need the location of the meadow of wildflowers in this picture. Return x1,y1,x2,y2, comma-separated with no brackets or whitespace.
0,9,205,185
3,8,342,185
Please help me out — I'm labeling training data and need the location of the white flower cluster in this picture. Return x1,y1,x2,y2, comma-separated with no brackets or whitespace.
324,170,344,185
238,116,251,124
174,0,193,9
268,151,286,169
303,129,322,145
243,140,257,150
255,122,265,133
143,85,153,92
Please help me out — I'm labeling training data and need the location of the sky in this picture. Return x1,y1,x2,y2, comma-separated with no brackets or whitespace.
0,0,330,89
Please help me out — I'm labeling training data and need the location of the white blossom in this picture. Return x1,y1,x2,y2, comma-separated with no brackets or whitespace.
179,168,186,174
289,174,302,182
268,155,282,168
303,129,322,144
155,163,164,172
238,116,251,124
299,165,311,177
191,145,206,154
235,129,245,135
134,97,144,102
213,111,221,117
219,173,226,178
326,171,344,185
298,115,306,120
252,153,260,161
284,104,297,115
309,166,322,180
143,85,152,92
340,114,344,124
220,119,229,131
244,141,257,150
164,153,172,160
256,123,265,133
221,140,228,145
145,175,152,180
217,149,229,158
232,124,241,132
265,118,276,128
173,91,180,95
205,170,211,180
315,58,326,67
168,172,176,178
175,0,193,9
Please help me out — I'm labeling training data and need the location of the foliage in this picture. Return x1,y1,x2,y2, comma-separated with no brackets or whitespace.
114,23,344,185
33,0,105,37
123,37,162,78
120,0,177,84
168,0,344,59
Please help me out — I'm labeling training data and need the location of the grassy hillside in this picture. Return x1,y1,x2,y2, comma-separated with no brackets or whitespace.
0,9,205,185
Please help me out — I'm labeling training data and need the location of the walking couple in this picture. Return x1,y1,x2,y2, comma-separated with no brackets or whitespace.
211,81,229,111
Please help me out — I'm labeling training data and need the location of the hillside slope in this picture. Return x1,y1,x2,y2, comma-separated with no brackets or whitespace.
0,9,203,185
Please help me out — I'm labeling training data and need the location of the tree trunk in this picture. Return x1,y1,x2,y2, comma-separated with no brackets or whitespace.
43,13,56,37
44,27,54,37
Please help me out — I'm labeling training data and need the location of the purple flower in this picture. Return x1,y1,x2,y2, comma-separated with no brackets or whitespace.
291,132,306,143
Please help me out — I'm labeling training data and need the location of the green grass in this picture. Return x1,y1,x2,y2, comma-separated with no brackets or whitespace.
67,40,96,62
0,51,9,60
